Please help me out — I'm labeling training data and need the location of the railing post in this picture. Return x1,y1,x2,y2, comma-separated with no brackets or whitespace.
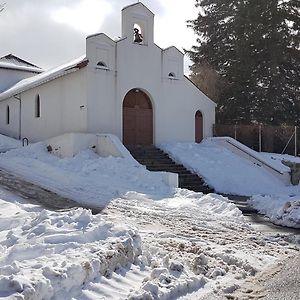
22,137,29,147
234,124,237,140
259,124,262,152
295,126,297,157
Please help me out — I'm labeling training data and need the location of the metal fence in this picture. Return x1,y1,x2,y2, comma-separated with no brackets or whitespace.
214,124,298,156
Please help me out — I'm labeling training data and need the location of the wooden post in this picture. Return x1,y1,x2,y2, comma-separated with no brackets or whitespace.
295,126,297,157
259,124,262,152
234,124,237,140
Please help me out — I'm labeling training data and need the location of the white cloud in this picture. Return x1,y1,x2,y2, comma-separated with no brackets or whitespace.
51,0,112,34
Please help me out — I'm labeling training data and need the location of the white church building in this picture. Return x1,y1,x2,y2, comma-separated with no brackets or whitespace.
0,2,216,146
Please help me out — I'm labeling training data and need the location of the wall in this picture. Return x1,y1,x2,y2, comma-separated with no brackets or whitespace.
19,69,87,142
156,77,216,144
85,34,117,135
46,133,97,157
0,97,20,139
114,37,215,144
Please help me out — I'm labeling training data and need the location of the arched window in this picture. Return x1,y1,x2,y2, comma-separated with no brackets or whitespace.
168,72,176,78
6,105,10,125
97,61,108,68
35,94,40,118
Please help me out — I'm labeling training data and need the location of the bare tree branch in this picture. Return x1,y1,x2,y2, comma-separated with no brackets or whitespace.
0,2,6,13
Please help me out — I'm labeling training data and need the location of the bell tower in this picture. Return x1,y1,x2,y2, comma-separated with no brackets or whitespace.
121,2,154,46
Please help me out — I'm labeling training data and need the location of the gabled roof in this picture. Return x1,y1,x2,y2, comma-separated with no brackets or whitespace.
0,54,43,73
122,2,154,16
0,55,88,101
163,46,184,55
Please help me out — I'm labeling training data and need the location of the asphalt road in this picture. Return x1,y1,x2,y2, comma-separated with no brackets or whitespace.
261,255,300,300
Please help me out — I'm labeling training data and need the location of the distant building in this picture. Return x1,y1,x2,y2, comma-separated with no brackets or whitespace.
0,54,43,93
0,2,216,144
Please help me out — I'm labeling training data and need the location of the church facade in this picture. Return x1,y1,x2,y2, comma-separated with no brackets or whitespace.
0,3,216,145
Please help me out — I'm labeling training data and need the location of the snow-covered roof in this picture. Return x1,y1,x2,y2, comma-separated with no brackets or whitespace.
0,56,88,101
0,54,43,73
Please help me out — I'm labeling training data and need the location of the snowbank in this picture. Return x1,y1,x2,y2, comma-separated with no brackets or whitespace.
249,195,300,228
260,152,300,164
0,142,172,207
0,188,141,299
0,134,21,152
161,141,300,196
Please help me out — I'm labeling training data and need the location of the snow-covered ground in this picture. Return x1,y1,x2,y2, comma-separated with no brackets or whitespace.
260,152,300,164
161,141,300,196
0,142,171,208
0,133,21,152
0,134,299,299
0,188,298,299
161,141,300,228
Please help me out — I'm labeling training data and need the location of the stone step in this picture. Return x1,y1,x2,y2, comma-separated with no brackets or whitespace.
180,185,214,193
179,178,205,185
146,166,191,173
137,158,176,165
127,145,214,195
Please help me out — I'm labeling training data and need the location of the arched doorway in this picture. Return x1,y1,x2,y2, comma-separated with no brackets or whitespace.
195,110,203,143
123,89,153,145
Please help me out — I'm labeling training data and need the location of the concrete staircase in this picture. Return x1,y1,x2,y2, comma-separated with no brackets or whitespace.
127,145,214,193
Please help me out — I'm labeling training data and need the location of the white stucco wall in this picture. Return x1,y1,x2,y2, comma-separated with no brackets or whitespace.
0,97,20,139
86,34,117,135
19,69,87,142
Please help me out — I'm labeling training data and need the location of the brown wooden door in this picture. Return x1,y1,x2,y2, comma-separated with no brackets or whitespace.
195,110,203,143
123,89,153,145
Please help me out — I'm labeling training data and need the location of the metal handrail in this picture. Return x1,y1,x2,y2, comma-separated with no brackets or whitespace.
225,139,284,175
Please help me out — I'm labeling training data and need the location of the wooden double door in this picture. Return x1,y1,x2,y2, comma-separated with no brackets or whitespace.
123,89,153,145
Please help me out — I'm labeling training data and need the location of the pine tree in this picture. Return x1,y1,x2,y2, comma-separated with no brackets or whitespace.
187,0,300,125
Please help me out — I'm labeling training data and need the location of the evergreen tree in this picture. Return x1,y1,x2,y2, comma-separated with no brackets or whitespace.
187,0,300,125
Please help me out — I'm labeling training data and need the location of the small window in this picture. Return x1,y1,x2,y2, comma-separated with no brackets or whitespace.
168,72,176,78
6,105,10,125
35,94,41,118
96,61,108,68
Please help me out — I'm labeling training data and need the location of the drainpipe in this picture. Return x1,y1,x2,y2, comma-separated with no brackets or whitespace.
13,94,21,140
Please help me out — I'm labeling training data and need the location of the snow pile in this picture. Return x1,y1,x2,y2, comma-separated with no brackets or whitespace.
0,189,141,299
161,141,300,196
0,133,21,152
0,142,172,207
158,189,243,219
260,152,300,164
249,195,300,228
